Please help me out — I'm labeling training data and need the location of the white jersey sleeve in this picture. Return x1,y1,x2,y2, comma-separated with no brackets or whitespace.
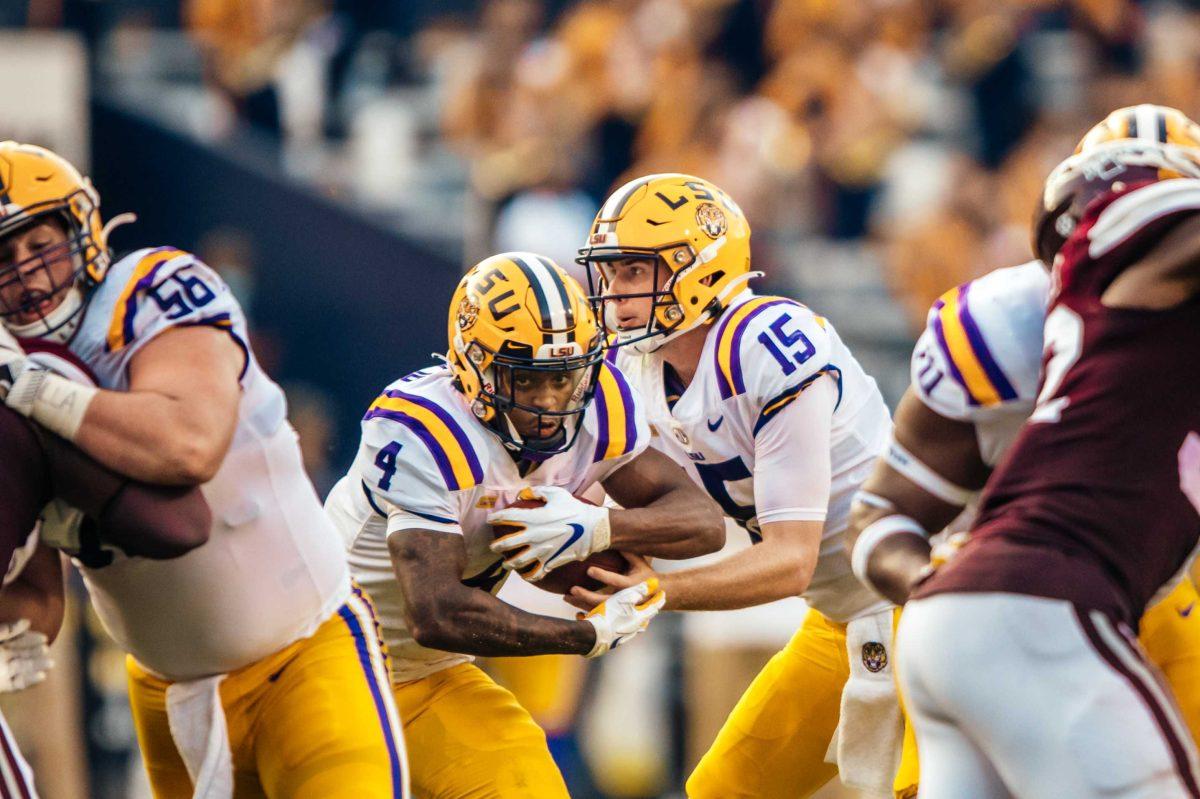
910,261,1049,464
753,375,837,524
82,248,250,384
711,296,839,523
354,382,489,537
911,262,1048,421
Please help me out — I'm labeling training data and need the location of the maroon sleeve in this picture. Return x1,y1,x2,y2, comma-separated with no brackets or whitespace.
0,408,51,568
40,433,211,560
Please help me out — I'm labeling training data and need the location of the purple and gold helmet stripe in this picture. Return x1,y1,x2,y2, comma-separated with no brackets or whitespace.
714,297,797,399
592,362,638,462
105,247,187,351
930,284,1017,407
364,389,483,490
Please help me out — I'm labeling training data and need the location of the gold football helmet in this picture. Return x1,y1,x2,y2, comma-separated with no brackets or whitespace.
577,173,753,353
0,142,126,341
448,252,604,459
1076,105,1200,154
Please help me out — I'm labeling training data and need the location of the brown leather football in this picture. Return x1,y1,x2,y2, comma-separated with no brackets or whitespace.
492,496,629,595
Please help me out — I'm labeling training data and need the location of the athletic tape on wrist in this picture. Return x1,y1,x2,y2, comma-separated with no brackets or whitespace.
884,436,977,507
850,514,927,592
592,506,612,553
26,370,96,441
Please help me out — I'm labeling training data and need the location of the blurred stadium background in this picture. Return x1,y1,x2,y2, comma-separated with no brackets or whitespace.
1,0,1196,796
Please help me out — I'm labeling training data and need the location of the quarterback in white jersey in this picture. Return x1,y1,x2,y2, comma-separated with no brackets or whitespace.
325,252,723,799
0,142,407,798
573,174,895,798
848,104,1200,798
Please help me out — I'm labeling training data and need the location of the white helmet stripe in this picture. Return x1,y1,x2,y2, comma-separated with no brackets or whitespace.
596,174,665,234
1136,104,1161,143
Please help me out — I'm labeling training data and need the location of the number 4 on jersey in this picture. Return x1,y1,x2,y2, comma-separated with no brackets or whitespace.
375,441,403,491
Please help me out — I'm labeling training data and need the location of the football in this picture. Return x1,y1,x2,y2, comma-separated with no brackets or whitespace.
492,495,630,595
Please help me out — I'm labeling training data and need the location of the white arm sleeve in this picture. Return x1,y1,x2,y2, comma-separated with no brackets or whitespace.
753,373,836,525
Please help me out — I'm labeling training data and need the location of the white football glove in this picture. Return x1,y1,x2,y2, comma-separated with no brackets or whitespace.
0,620,52,693
488,486,611,582
1180,432,1200,514
0,325,28,401
37,498,86,552
583,578,665,658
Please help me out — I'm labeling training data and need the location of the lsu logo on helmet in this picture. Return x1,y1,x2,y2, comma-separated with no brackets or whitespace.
577,173,753,354
447,252,604,459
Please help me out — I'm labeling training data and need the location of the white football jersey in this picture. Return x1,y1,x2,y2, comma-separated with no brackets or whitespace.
616,291,892,623
324,362,649,683
66,247,350,680
910,261,1050,467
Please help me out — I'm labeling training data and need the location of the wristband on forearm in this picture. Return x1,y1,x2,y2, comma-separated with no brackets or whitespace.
850,513,928,596
8,367,97,441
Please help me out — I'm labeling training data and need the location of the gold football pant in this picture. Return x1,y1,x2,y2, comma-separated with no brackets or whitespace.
686,608,850,798
128,589,407,798
393,662,570,799
892,577,1200,798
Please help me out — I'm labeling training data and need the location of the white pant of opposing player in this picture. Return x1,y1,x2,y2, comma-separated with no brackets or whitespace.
897,592,1200,799
0,711,37,799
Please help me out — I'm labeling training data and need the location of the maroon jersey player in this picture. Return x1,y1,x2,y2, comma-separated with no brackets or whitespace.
896,139,1200,799
0,344,209,798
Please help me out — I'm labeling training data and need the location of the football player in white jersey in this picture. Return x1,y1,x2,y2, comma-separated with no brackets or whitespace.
570,174,896,798
847,104,1200,798
0,142,408,798
324,251,724,798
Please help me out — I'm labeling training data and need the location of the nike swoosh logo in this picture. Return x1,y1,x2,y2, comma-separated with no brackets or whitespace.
1181,603,1195,618
647,219,669,226
547,524,585,565
707,416,724,432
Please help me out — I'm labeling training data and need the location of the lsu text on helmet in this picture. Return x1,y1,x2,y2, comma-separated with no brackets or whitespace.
448,252,604,460
577,173,753,354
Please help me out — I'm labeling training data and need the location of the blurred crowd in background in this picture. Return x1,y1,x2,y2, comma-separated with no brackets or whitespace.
4,0,1200,797
33,0,1200,323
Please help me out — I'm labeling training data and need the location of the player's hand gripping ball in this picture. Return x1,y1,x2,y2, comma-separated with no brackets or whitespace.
489,487,629,594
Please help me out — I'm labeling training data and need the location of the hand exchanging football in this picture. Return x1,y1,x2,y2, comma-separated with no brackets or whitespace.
566,552,659,612
581,577,666,658
489,486,611,582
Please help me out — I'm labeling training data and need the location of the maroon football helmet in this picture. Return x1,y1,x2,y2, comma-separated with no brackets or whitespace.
1032,140,1200,265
